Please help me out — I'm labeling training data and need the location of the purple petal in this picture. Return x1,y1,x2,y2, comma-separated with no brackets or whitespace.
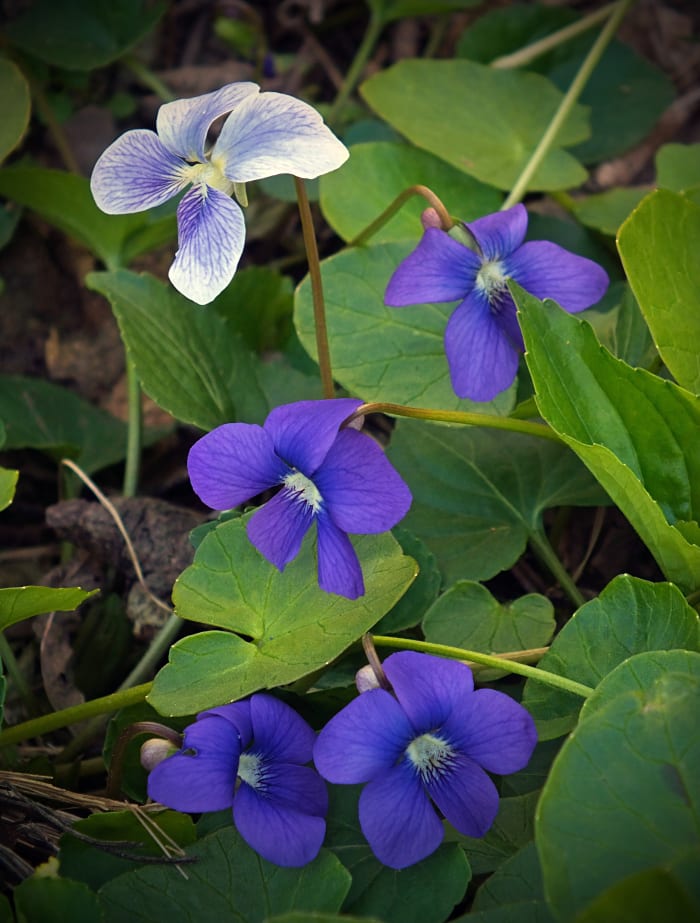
384,229,480,307
316,512,364,599
314,688,413,784
313,429,412,534
147,716,239,812
263,399,362,475
467,205,528,261
169,185,245,305
90,129,187,214
382,652,474,734
442,689,537,775
249,693,316,763
198,700,253,749
156,82,260,162
506,240,609,313
187,423,288,511
359,762,444,869
246,488,314,571
426,754,500,838
214,92,349,182
254,762,328,817
234,784,326,867
444,291,521,401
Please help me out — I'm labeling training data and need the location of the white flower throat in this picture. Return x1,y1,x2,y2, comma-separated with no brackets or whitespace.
475,259,509,306
406,732,455,781
283,469,323,513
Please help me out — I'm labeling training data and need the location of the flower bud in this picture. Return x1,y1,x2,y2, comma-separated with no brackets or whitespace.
140,737,179,772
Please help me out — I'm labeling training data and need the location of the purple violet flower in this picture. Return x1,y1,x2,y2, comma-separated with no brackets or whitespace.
187,399,412,599
385,204,609,402
147,693,328,867
90,82,348,305
313,651,537,869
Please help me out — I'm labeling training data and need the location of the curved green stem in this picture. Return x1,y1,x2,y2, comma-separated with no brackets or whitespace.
529,529,586,609
295,176,334,399
122,55,175,102
328,12,384,125
123,357,142,497
349,185,454,247
0,683,152,748
347,401,562,443
371,635,594,699
502,0,635,210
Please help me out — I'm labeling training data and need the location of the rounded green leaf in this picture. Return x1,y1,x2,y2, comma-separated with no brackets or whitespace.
295,242,515,412
0,466,18,512
522,575,700,739
0,585,99,632
536,650,700,919
656,142,700,195
98,826,351,923
360,60,588,192
0,58,30,163
388,420,605,585
13,877,102,923
572,187,648,236
320,142,501,243
149,518,416,715
618,189,700,394
6,0,166,70
373,527,442,633
515,285,700,593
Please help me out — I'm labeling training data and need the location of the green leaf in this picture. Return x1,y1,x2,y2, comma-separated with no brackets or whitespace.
515,285,700,593
423,582,554,675
360,60,589,192
0,585,99,632
0,374,137,473
574,867,700,923
323,785,470,922
0,166,176,270
388,420,606,585
617,189,700,393
58,810,197,891
149,519,416,715
373,528,441,633
522,575,700,739
0,58,30,162
456,4,575,68
572,187,648,236
454,791,540,875
367,0,480,25
265,915,382,923
319,142,502,243
213,266,294,353
548,41,675,164
14,876,103,923
294,242,515,412
656,142,700,196
0,466,18,512
471,842,552,920
5,0,166,70
98,827,351,923
584,283,656,370
87,270,267,430
536,650,700,919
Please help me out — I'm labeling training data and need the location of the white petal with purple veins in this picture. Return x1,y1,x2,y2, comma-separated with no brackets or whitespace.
156,82,260,162
90,129,187,214
214,92,349,182
169,185,246,304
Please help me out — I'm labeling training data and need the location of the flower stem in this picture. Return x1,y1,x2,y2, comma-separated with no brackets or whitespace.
328,11,384,125
294,176,335,399
371,635,594,699
501,0,635,210
0,683,152,748
349,185,454,247
122,55,175,102
490,2,617,70
529,528,587,609
346,401,562,443
123,357,142,497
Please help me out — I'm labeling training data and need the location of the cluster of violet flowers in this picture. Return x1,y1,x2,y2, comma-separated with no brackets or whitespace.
93,81,608,870
147,652,537,869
